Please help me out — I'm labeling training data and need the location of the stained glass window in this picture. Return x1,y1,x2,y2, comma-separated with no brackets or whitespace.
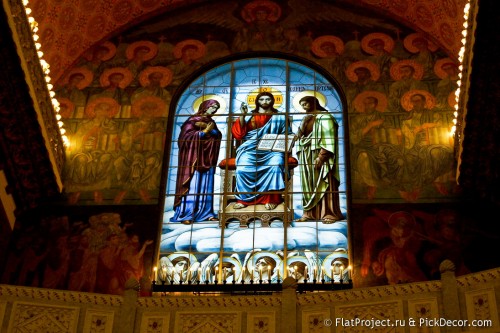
160,58,349,284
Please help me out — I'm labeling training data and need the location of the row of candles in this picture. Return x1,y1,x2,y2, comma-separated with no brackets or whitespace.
152,264,351,284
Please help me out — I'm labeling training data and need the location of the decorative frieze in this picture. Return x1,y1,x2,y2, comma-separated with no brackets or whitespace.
175,312,241,333
138,295,281,309
464,288,499,329
7,301,79,333
247,312,276,333
301,309,330,333
298,281,441,305
0,285,122,307
140,312,171,333
336,301,404,333
457,268,500,288
82,309,115,333
407,297,441,333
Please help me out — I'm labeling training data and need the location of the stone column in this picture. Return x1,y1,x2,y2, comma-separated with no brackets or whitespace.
281,277,298,333
439,260,461,333
115,278,140,333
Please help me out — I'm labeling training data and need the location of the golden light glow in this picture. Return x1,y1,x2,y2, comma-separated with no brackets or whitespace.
450,0,472,137
20,0,471,146
23,3,70,146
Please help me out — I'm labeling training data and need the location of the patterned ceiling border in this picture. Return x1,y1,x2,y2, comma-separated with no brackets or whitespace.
19,0,468,84
0,3,61,210
454,0,478,180
4,0,65,184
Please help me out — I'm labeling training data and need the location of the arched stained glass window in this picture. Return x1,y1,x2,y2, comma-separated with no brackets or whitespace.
160,58,349,284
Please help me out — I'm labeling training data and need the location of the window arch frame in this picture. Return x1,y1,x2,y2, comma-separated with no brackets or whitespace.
157,53,353,285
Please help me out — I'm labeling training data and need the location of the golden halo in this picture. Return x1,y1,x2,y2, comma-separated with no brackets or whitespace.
311,35,345,58
192,94,227,115
403,33,439,53
246,87,284,109
285,256,310,276
166,252,198,267
62,67,94,89
131,95,167,118
241,0,282,23
56,97,75,118
401,89,436,111
390,59,424,81
247,251,282,272
322,249,349,279
84,97,120,119
361,32,395,55
126,40,158,61
99,41,117,61
345,60,380,82
388,211,415,228
173,39,206,60
139,66,173,87
292,90,327,112
99,67,133,88
83,41,116,61
353,90,388,113
434,58,458,79
220,256,243,282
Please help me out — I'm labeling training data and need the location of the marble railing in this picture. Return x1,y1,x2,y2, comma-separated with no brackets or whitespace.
1,262,499,333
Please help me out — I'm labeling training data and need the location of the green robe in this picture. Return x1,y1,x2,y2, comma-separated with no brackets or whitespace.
297,113,342,220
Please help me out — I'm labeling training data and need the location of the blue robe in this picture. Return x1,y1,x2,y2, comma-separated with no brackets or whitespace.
233,113,292,203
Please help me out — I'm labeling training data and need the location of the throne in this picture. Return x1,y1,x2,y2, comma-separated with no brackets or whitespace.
217,155,298,228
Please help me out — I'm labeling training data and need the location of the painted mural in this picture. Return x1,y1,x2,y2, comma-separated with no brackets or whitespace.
1,211,157,295
350,205,493,287
38,0,465,289
56,0,457,205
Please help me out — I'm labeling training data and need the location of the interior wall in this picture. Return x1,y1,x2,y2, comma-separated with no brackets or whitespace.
2,0,498,296
19,0,468,84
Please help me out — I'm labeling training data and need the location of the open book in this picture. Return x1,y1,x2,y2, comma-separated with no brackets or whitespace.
257,134,294,152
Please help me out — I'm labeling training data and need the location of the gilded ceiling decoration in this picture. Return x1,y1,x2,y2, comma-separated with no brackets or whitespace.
26,0,468,84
